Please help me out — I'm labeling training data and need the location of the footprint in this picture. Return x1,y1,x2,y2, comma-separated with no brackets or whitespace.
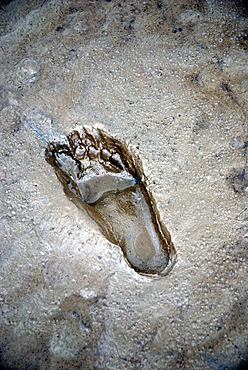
45,127,176,276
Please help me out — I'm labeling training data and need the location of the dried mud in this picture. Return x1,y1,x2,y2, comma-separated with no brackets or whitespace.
0,0,247,369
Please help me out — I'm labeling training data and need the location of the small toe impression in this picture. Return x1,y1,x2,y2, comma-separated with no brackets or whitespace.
45,127,176,276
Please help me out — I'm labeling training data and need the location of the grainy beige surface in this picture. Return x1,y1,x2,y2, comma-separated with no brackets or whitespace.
0,1,247,369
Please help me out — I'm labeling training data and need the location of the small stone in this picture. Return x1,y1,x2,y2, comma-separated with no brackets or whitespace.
229,137,246,149
232,168,248,194
21,108,61,143
17,58,40,84
179,9,203,24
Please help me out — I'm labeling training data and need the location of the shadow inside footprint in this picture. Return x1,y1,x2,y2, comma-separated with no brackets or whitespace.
45,127,176,276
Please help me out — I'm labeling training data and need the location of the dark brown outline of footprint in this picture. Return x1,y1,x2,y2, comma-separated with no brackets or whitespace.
45,127,176,276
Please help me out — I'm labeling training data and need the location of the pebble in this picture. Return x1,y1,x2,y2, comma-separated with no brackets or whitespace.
229,137,246,149
17,58,40,84
179,9,203,25
233,168,248,194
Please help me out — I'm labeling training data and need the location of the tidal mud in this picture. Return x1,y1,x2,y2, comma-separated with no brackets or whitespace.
45,127,176,276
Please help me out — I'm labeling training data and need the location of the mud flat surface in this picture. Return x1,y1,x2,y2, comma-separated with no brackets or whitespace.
0,1,247,369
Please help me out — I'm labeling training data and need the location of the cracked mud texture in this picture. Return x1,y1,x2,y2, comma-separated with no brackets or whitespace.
0,0,247,369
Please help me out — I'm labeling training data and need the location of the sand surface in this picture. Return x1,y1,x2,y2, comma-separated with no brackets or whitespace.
0,0,247,369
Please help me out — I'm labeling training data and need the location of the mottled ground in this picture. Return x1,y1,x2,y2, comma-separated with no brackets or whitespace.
0,1,247,369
